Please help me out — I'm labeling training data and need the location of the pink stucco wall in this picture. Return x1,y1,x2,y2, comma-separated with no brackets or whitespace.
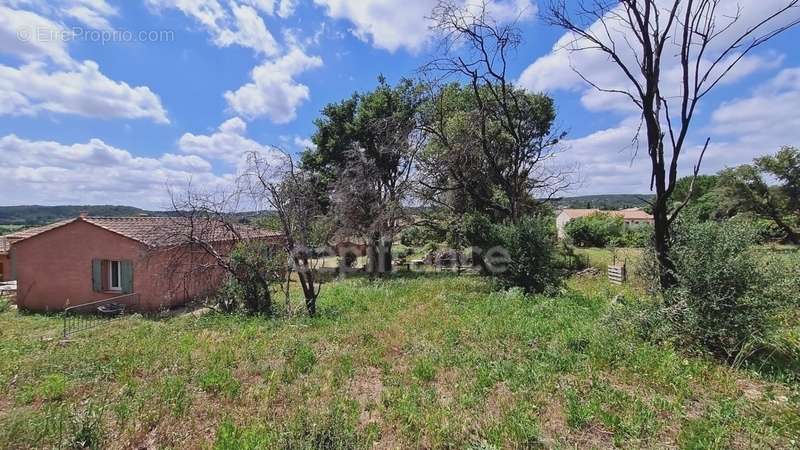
12,219,228,312
0,253,10,281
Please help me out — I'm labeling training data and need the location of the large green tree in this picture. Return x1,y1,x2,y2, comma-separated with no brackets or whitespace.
719,146,800,244
302,77,422,275
420,3,568,225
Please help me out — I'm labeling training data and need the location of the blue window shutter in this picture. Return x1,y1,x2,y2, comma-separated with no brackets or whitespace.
92,259,102,292
120,260,134,294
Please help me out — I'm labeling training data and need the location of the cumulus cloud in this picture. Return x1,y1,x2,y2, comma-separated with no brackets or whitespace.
0,61,169,122
224,47,323,122
314,0,535,53
179,117,284,167
518,0,796,112
146,0,280,56
0,5,169,123
0,6,74,66
0,134,227,208
559,67,800,196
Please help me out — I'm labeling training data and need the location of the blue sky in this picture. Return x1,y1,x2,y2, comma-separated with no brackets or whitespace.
2,0,800,209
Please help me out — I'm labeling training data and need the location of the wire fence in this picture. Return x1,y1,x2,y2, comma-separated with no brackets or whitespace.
63,293,139,339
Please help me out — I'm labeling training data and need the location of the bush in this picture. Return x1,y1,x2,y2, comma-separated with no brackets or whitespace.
565,212,624,247
214,241,285,315
639,219,796,360
399,225,444,247
611,224,653,248
464,213,562,294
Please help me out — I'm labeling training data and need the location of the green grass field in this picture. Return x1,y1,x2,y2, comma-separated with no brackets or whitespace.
0,265,798,448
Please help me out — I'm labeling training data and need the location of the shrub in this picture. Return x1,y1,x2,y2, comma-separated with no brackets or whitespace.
565,212,624,247
399,225,444,247
640,219,795,360
464,213,562,293
611,224,653,248
214,241,285,315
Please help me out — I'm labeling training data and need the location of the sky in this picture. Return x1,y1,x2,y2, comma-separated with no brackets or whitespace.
1,0,799,209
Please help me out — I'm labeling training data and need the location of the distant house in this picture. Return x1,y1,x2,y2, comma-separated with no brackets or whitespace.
0,237,10,282
6,214,283,312
555,208,654,239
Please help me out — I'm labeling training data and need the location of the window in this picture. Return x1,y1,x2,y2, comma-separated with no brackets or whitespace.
109,260,121,291
93,259,132,294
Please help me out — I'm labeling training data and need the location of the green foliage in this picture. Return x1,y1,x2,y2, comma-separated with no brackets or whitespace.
464,213,562,293
399,225,445,247
554,194,652,210
564,212,625,247
282,343,317,383
611,224,653,248
641,219,797,360
718,146,800,243
411,358,437,382
216,241,284,315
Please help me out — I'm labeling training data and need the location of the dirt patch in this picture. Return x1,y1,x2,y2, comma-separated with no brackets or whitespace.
434,368,459,407
485,382,514,420
537,391,616,450
349,366,384,429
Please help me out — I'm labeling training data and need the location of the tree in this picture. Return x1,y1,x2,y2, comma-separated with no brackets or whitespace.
564,212,625,247
243,150,331,316
162,186,280,315
719,146,800,244
547,0,800,287
420,2,571,224
303,77,422,275
671,174,722,221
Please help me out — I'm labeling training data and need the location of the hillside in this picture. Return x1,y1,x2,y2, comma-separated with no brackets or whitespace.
551,194,653,210
0,205,161,226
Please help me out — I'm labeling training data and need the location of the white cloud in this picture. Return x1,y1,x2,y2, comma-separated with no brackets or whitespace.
293,135,315,150
63,0,119,30
518,0,797,112
709,66,800,150
0,6,74,66
213,3,279,56
224,47,322,122
179,117,284,167
0,60,169,122
0,5,169,123
0,134,227,208
277,0,297,18
559,66,800,196
314,0,535,53
146,0,280,56
0,1,118,30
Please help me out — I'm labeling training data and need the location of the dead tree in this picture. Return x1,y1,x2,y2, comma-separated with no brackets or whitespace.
422,0,572,224
159,185,279,314
242,150,328,317
546,0,800,286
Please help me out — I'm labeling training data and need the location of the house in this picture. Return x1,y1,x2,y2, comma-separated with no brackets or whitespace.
555,208,654,239
0,237,10,282
6,214,283,312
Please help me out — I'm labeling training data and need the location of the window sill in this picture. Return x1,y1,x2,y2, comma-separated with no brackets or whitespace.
103,290,122,294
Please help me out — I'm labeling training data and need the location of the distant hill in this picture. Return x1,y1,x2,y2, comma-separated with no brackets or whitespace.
550,194,653,210
0,205,164,226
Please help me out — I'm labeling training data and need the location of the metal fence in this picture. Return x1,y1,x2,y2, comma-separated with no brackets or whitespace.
63,293,139,339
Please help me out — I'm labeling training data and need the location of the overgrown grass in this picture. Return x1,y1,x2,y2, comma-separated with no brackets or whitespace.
0,270,797,449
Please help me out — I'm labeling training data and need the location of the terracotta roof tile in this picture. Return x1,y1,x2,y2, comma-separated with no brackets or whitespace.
5,219,76,241
0,237,8,254
6,216,282,248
